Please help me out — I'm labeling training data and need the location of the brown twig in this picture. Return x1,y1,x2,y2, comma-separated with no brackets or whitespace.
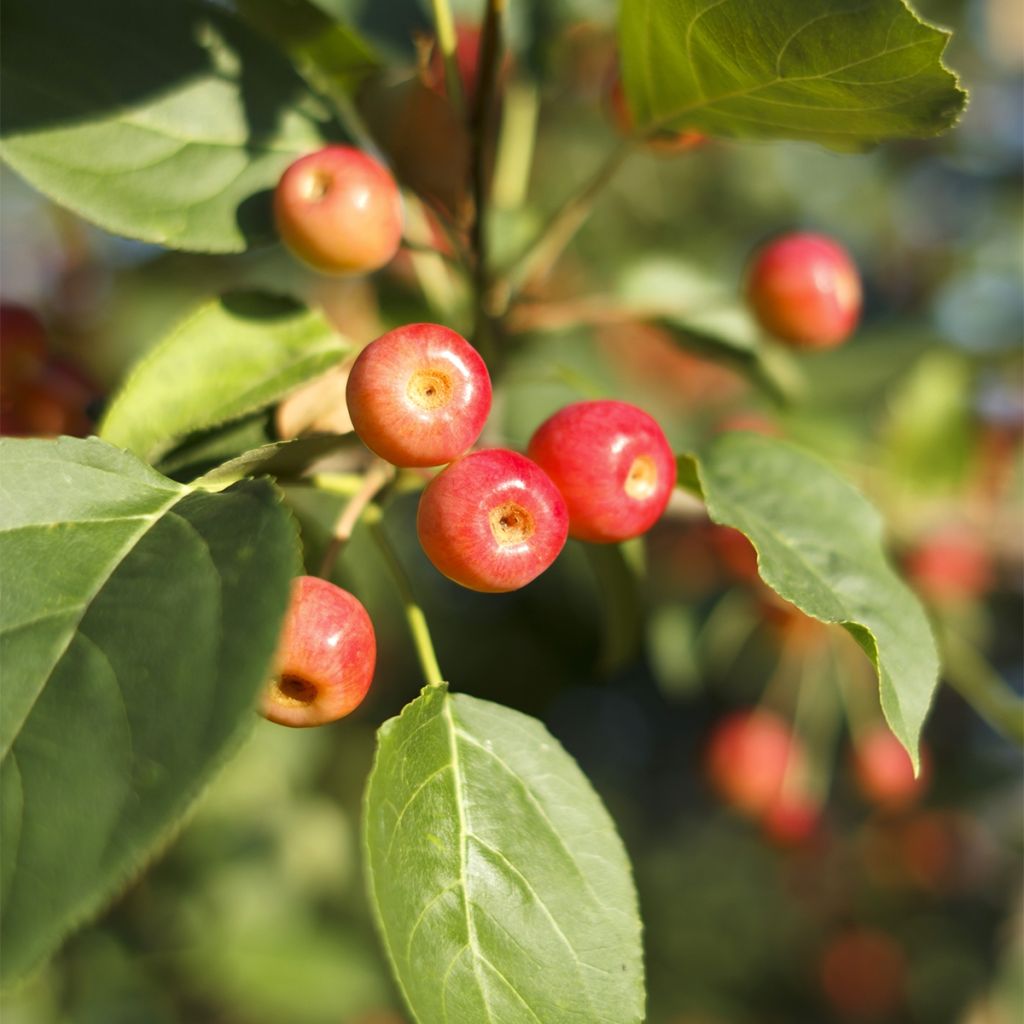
318,459,395,578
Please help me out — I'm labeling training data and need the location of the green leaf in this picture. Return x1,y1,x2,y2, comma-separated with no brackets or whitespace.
194,434,355,490
100,292,348,463
618,0,966,150
0,437,301,983
678,432,938,767
364,685,645,1024
617,260,804,401
235,0,381,94
1,0,335,252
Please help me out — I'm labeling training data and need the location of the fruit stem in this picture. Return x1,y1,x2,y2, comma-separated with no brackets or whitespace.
429,0,466,120
318,459,395,578
790,636,841,804
368,510,446,688
469,0,507,370
490,141,633,314
938,619,1024,745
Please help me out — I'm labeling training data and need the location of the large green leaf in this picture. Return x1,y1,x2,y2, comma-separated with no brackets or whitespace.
100,292,347,463
679,432,938,767
1,0,335,252
364,685,645,1024
618,0,966,150
0,437,301,983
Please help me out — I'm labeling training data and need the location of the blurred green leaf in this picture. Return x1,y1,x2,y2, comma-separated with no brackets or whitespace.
0,437,300,984
1,0,333,252
195,434,355,489
364,685,645,1024
881,350,975,493
678,432,938,767
617,260,804,401
100,292,347,463
235,0,381,95
619,0,966,150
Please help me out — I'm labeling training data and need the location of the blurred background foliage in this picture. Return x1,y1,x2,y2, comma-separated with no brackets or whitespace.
1,0,1021,1021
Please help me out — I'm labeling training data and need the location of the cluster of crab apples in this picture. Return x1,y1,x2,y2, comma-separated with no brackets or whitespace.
261,141,864,728
262,319,678,726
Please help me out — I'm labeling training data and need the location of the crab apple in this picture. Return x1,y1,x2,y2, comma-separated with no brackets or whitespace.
346,323,491,467
705,709,807,820
261,576,376,728
274,146,403,275
762,788,821,845
746,232,862,349
904,527,992,605
527,400,676,544
607,73,706,153
819,928,907,1019
852,725,928,810
1,304,47,392
416,449,569,593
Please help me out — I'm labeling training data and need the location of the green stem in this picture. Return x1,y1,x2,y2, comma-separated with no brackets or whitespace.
469,0,506,368
367,509,445,688
490,141,633,314
940,623,1024,745
430,0,465,120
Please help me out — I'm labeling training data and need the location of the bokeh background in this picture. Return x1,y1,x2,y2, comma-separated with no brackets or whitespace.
1,0,1022,1021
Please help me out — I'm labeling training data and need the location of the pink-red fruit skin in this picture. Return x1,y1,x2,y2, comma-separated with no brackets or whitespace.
527,399,676,543
852,726,927,810
416,449,569,593
746,232,861,349
705,709,807,820
274,146,403,275
346,323,491,467
261,576,376,728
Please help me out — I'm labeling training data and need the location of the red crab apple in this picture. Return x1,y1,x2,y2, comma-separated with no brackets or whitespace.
706,709,808,820
852,725,928,810
762,788,821,845
607,73,706,153
904,526,992,605
261,576,376,728
417,449,569,592
1,304,47,393
274,146,403,275
527,399,676,544
346,323,491,467
819,928,907,1019
746,232,861,349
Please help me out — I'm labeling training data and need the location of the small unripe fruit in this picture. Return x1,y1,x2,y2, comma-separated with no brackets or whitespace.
852,726,927,810
527,399,676,544
346,323,491,467
416,449,569,593
705,709,807,820
746,232,861,349
262,576,376,728
274,146,403,275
